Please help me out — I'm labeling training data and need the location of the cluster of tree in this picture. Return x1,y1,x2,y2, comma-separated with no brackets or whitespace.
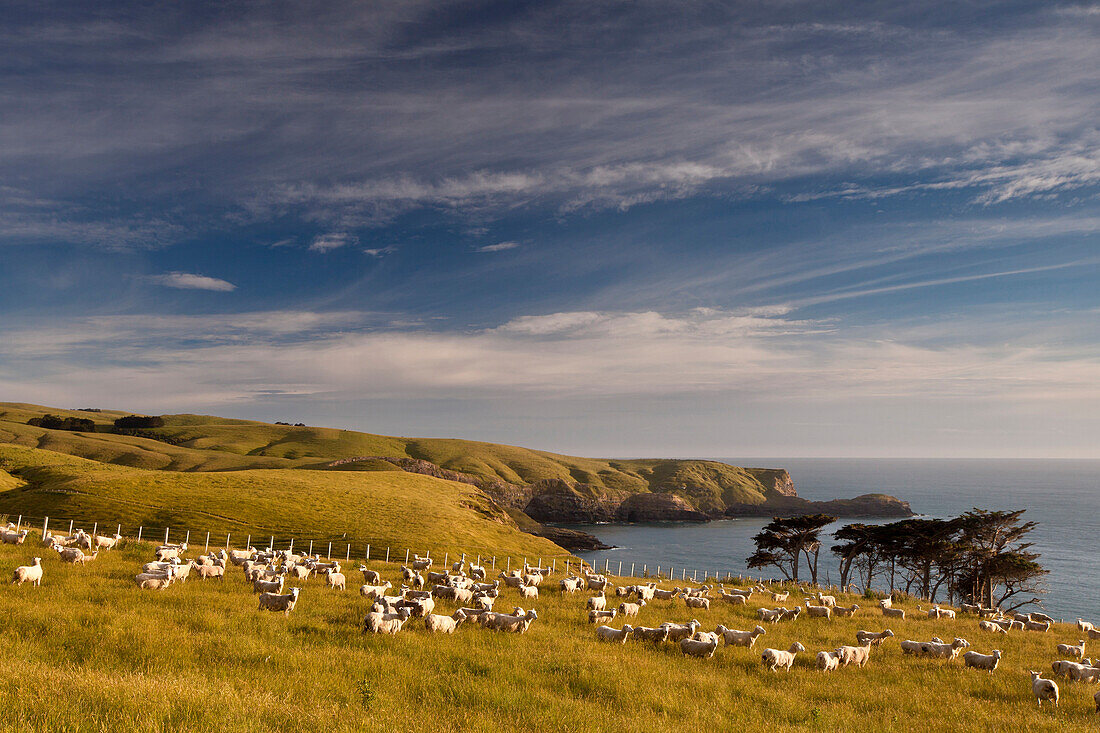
112,415,165,429
748,509,1046,612
274,421,307,427
26,414,96,432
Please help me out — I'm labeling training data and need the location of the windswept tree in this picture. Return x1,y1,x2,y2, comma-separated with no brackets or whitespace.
747,514,835,584
955,509,1045,609
831,522,878,591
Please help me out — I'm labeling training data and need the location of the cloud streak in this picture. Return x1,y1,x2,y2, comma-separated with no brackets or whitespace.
149,272,236,292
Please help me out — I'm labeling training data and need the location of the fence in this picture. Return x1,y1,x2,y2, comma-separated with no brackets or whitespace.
1,510,815,591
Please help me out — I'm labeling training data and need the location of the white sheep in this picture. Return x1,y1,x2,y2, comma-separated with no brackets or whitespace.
816,592,837,608
254,577,284,594
1057,640,1087,660
11,557,43,586
1031,612,1055,624
920,638,970,660
424,610,467,634
560,576,583,594
1030,671,1059,708
772,591,790,602
618,600,646,617
595,624,634,644
519,584,539,600
680,636,719,659
1025,620,1051,632
481,609,538,633
962,649,1002,673
588,609,617,624
1079,618,1096,634
258,587,301,616
881,605,905,620
587,592,607,611
660,620,701,643
94,533,123,551
856,629,895,647
195,563,224,580
758,607,784,623
805,601,832,619
682,595,710,610
0,528,29,545
835,642,872,668
364,607,412,634
326,571,346,591
715,625,767,648
834,604,860,617
816,650,840,671
632,625,671,644
359,581,392,600
762,642,806,672
652,587,677,601
979,620,1009,634
359,566,382,584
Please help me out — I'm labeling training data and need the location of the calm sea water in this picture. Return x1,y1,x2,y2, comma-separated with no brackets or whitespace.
565,458,1100,620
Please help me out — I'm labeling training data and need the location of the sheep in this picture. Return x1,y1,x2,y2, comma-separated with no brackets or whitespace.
587,593,608,611
481,609,538,633
474,594,495,611
817,650,840,671
1089,628,1100,641
453,587,475,605
652,587,677,601
588,609,617,624
499,572,525,589
155,543,187,561
1079,618,1096,634
901,639,926,655
660,620,701,643
359,581,392,600
11,557,43,586
195,563,224,580
856,629,895,647
719,591,748,606
134,566,175,587
399,596,435,618
0,528,29,545
879,597,892,609
758,607,784,623
779,607,802,621
586,577,612,593
805,601,832,619
1031,612,1055,624
816,592,837,608
963,649,1002,673
411,557,433,571
881,606,905,620
715,625,767,648
326,571,346,591
927,605,956,620
254,577,284,594
94,533,123,551
680,636,719,659
762,642,806,672
522,574,543,587
618,600,646,617
560,576,583,594
1057,640,1087,660
772,591,790,602
835,642,872,668
424,610,467,634
57,547,87,564
1025,620,1051,632
228,547,256,565
595,624,634,644
979,620,1009,634
139,575,174,590
358,566,381,585
364,607,412,634
1030,671,1059,708
682,595,710,610
961,602,981,615
920,638,971,660
632,625,671,644
1051,659,1091,679
834,604,860,618
258,587,301,616
519,584,539,600
469,564,486,580
992,618,1023,632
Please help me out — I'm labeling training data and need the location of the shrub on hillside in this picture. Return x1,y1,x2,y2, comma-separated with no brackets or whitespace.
26,414,96,432
113,415,165,429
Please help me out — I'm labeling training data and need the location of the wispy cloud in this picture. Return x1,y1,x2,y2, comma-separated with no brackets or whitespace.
475,241,519,253
309,232,355,253
364,246,397,257
148,272,236,292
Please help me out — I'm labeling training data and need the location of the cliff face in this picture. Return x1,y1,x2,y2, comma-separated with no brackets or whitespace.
331,456,914,527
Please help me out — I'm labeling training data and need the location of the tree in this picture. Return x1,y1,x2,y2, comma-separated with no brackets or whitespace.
113,415,165,430
747,514,835,584
26,414,95,432
832,522,878,591
955,509,1044,609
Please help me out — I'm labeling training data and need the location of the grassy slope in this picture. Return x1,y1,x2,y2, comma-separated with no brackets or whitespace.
0,538,1093,733
0,445,565,561
0,403,778,507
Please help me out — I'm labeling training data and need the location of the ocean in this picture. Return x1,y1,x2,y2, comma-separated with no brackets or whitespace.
565,458,1100,620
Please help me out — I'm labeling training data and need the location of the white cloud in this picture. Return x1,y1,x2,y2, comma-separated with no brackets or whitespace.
309,232,355,252
475,241,519,253
149,272,236,292
364,246,397,257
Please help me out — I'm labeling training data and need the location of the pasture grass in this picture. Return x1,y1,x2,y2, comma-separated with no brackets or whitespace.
0,538,1095,732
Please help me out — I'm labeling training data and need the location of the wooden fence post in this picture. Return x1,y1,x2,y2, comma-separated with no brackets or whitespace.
630,562,635,577
492,556,496,569
41,517,49,542
16,515,21,531
245,534,251,550
164,527,170,544
226,533,231,549
642,564,647,577
386,547,390,563
269,535,274,551
507,557,511,572
185,530,190,544
405,549,410,563
205,532,210,552
346,545,350,562
366,544,370,561
137,526,142,541
309,540,313,556
92,522,97,538
327,541,332,560
69,520,74,535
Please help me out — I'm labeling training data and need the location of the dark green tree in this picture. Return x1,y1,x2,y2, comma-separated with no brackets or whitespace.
748,514,836,584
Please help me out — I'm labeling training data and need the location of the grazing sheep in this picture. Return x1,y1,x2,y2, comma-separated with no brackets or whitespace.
963,649,1002,673
57,547,87,564
595,624,634,644
660,620,701,643
856,629,895,647
358,567,381,585
359,581,392,600
772,591,790,602
682,595,711,610
834,604,860,618
635,585,657,601
1089,628,1100,641
364,607,412,634
139,575,174,590
992,618,1024,632
716,625,767,648
11,557,43,586
680,636,719,659
1025,620,1051,633
835,643,872,668
619,600,646,617
961,602,981,615
652,587,678,601
401,596,435,618
588,609,617,624
1057,640,1087,660
587,593,608,611
228,547,256,565
587,577,612,593
719,590,749,605
560,576,583,594
901,639,926,655
94,533,123,551
254,577,284,594
519,584,539,600
195,563,224,580
881,606,905,620
928,605,956,620
1030,671,1059,708
411,557,433,571
979,620,1009,634
1030,612,1055,625
481,609,538,633
258,588,301,617
920,638,971,660
469,564,486,580
758,607,784,623
424,610,467,634
816,593,837,608
805,601,832,619
762,642,806,672
326,571,346,591
499,572,525,589
0,528,29,545
817,650,840,671
779,606,802,621
632,625,671,644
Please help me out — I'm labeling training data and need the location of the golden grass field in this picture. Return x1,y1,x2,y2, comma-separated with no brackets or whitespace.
0,529,1096,733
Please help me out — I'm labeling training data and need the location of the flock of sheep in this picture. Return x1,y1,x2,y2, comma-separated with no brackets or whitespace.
5,521,1099,717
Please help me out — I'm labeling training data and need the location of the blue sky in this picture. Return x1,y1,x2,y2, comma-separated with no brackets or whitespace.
2,1,1100,458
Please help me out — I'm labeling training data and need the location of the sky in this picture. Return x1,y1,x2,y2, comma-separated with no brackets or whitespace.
2,1,1100,459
